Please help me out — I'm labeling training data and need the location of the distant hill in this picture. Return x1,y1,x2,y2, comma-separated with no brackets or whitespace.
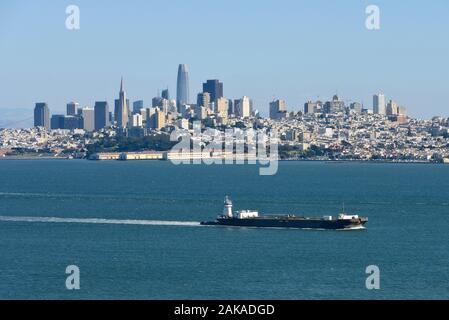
0,108,34,128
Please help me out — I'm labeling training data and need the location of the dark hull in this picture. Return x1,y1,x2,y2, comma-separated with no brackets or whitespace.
201,217,367,230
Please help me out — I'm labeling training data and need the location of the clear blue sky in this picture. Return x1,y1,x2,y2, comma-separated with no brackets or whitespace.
0,0,448,119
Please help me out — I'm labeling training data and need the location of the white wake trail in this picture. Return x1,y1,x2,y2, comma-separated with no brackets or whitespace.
0,215,202,227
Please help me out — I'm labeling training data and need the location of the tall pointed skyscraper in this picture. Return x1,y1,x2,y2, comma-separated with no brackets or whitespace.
114,77,129,128
176,64,189,111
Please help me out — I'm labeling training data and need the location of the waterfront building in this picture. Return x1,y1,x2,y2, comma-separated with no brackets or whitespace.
119,151,164,161
90,152,121,160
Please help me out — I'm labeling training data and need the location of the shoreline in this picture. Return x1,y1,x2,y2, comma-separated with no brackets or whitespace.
0,156,446,165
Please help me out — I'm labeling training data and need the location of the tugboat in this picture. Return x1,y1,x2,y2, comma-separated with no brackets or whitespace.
201,196,368,230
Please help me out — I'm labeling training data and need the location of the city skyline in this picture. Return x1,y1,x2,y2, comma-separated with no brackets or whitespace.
1,64,420,129
0,0,448,122
27,71,412,132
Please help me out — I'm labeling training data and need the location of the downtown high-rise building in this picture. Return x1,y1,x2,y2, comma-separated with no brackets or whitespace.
202,79,223,104
176,64,189,110
114,77,129,128
235,96,251,118
269,99,287,120
82,107,95,132
149,108,166,130
304,101,321,114
66,102,79,116
197,92,211,110
34,102,50,129
133,100,144,114
161,88,170,100
350,102,363,114
216,97,229,119
50,114,65,130
131,113,143,127
324,95,345,114
50,114,82,130
94,101,109,130
386,100,398,116
373,93,386,115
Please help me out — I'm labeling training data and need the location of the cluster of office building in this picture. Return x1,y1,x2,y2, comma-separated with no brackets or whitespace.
32,64,259,137
2,64,449,162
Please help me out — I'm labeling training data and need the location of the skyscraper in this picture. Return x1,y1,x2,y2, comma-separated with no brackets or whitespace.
150,108,166,130
216,97,229,119
197,92,211,110
34,103,50,129
152,96,163,108
114,77,129,128
133,100,144,114
94,101,109,130
227,99,234,116
269,99,287,120
176,64,189,110
50,115,65,130
50,115,82,130
66,102,79,116
161,88,170,100
82,107,95,132
386,100,398,116
235,96,251,118
324,95,345,114
304,101,318,114
373,93,386,115
350,102,363,114
202,79,223,104
131,113,143,127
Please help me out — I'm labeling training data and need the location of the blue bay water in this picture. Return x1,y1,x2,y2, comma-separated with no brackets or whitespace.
0,160,449,299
